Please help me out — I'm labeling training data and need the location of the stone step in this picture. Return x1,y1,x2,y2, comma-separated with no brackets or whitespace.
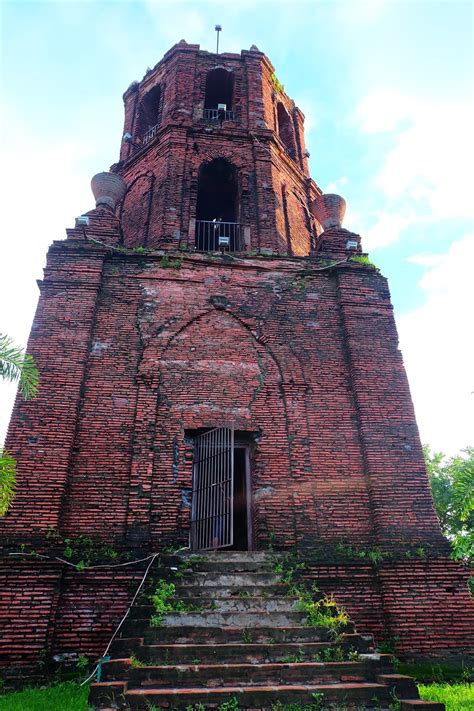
377,673,419,698
177,551,279,564
174,579,288,598
101,659,382,688
131,623,355,644
130,597,300,617
178,559,277,573
401,702,445,711
178,572,282,587
115,682,392,709
165,609,310,628
131,635,375,664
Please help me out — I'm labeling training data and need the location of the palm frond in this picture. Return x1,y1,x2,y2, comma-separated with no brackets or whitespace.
0,448,16,516
0,333,39,399
452,458,474,523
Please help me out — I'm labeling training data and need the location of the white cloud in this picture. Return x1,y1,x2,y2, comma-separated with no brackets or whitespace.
0,111,100,445
355,89,474,224
362,211,412,250
398,234,474,454
323,176,347,193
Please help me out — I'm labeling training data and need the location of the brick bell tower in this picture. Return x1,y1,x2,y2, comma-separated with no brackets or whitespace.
1,40,472,671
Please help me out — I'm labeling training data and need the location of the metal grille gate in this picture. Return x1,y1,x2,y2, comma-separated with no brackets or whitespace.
190,427,234,551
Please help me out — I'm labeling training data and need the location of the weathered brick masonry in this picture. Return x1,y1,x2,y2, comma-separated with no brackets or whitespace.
1,41,472,670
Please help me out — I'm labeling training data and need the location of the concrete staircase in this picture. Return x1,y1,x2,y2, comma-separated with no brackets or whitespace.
89,552,444,710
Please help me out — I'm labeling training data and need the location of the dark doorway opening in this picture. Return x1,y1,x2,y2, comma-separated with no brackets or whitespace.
195,159,240,251
188,427,252,551
232,446,249,550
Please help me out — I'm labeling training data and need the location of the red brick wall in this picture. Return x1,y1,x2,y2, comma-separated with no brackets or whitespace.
1,41,472,669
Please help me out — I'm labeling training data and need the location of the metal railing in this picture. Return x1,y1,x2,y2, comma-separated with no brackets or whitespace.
142,123,160,145
203,108,235,123
195,220,243,253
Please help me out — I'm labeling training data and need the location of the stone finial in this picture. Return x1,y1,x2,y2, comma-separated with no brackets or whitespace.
311,193,346,230
91,172,127,210
250,44,260,51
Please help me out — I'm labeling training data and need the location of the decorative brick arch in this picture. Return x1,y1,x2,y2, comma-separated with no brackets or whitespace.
119,171,155,247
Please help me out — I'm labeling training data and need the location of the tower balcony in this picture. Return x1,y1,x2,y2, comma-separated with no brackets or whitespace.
142,122,160,146
202,108,236,123
195,220,243,254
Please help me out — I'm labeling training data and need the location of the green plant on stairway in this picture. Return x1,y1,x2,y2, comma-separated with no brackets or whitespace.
238,590,251,598
312,646,356,663
185,704,206,711
150,579,187,626
347,648,361,661
272,704,321,711
273,551,307,583
297,591,349,630
218,697,240,711
271,703,325,711
280,651,305,663
241,629,254,644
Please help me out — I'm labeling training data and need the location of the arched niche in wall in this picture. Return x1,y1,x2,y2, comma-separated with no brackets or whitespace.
276,102,297,159
204,68,234,111
195,158,240,250
120,172,155,248
135,84,162,142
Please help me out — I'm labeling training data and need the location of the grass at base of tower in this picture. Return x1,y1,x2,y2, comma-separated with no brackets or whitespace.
0,681,90,711
418,682,474,711
0,680,473,710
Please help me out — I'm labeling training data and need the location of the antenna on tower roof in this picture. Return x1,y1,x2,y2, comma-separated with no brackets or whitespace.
215,24,222,54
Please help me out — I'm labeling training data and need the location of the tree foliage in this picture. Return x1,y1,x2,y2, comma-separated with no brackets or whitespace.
0,332,39,399
0,449,16,516
424,445,474,561
0,333,39,516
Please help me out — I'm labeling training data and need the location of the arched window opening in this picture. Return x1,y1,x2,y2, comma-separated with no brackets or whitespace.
195,159,241,251
137,84,162,145
277,102,297,159
203,69,234,122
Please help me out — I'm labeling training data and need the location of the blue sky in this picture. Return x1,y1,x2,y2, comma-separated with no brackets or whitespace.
1,0,473,453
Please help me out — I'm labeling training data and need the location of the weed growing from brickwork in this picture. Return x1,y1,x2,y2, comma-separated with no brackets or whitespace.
160,254,183,269
271,72,285,94
376,632,400,654
349,254,380,272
